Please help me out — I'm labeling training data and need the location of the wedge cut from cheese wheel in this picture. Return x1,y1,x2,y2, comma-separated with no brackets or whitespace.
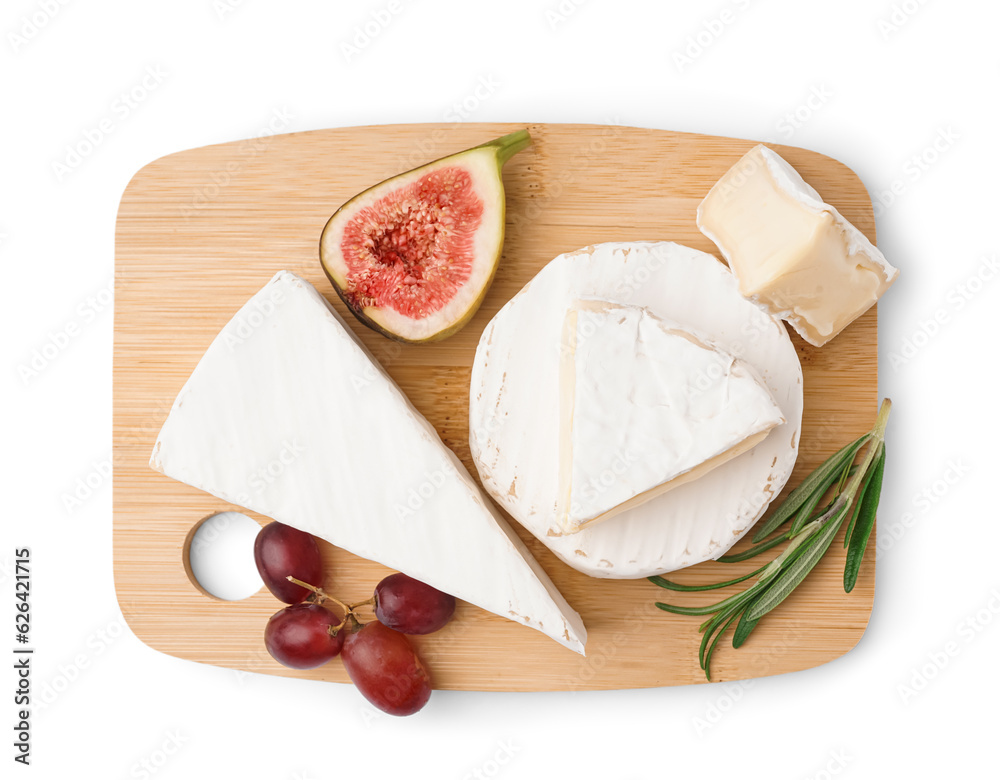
151,271,586,654
697,144,898,347
556,299,786,535
470,242,803,579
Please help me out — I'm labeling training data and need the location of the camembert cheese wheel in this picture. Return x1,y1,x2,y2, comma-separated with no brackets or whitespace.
469,242,803,579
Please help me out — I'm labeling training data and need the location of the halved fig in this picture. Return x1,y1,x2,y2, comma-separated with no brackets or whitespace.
320,130,530,343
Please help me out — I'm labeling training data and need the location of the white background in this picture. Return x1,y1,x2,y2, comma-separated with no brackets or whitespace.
2,0,997,777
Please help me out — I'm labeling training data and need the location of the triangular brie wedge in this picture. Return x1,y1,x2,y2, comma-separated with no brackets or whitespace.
557,300,785,534
151,271,586,654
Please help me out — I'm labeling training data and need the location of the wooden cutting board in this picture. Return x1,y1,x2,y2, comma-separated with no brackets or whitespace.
113,123,880,691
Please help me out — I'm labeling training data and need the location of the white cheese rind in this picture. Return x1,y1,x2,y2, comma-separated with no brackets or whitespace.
558,301,785,533
470,242,803,579
696,144,899,347
151,271,587,654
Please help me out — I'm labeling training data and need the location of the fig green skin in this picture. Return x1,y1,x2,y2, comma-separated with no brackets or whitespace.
319,130,531,344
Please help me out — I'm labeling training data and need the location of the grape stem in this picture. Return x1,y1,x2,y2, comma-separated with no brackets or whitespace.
286,576,350,613
347,596,377,625
285,576,374,635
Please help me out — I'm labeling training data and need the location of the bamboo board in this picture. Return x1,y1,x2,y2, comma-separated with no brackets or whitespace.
113,123,879,691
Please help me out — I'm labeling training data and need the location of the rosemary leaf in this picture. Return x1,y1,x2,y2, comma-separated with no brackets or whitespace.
836,452,856,492
699,606,731,668
755,519,825,584
655,601,727,618
732,608,760,649
789,456,853,535
702,610,742,680
752,434,869,542
647,566,766,592
844,446,886,593
655,582,764,617
843,444,881,547
697,587,760,632
717,530,792,563
699,592,755,663
746,508,847,622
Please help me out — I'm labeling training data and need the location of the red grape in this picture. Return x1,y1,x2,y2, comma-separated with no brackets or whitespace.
254,522,324,604
374,573,456,635
264,603,343,669
342,621,431,716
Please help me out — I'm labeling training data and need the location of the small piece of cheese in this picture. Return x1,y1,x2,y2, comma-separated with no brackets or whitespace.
697,144,899,347
556,300,785,534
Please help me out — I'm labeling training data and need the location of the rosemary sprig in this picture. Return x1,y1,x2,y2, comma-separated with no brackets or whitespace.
651,398,892,680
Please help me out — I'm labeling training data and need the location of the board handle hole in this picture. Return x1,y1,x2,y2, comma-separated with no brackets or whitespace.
183,512,263,601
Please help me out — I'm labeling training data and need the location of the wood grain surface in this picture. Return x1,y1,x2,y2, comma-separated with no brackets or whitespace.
113,123,879,691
